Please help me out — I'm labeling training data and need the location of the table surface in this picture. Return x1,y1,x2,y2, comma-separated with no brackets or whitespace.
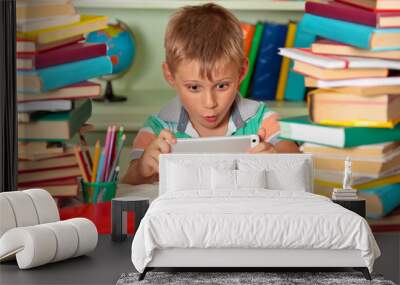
0,235,134,285
59,201,137,234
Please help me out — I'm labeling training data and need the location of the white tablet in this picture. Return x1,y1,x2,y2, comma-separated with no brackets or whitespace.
170,135,260,153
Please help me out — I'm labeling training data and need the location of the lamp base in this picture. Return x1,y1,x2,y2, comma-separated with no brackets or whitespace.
94,81,127,102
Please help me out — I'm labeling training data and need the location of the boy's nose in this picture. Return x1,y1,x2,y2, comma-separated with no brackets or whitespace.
202,91,217,109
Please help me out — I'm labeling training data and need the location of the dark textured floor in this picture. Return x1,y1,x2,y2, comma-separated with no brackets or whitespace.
117,271,395,285
0,235,134,285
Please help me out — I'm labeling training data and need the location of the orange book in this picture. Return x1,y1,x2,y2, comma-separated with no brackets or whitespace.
240,22,256,57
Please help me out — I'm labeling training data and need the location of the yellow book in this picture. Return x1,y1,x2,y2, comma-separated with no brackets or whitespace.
316,118,400,128
17,15,108,45
314,174,400,190
275,21,297,101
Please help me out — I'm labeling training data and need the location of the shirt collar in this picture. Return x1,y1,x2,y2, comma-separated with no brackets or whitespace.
158,93,260,136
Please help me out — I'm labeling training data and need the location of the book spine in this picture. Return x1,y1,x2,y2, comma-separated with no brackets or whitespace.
240,22,256,57
239,22,264,98
284,22,316,101
301,14,374,49
18,164,79,173
344,125,400,147
250,22,288,101
276,22,297,101
305,1,378,27
17,15,108,45
16,35,85,55
25,56,112,92
34,43,107,69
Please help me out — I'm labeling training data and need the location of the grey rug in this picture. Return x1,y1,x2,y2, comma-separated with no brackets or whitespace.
117,271,396,285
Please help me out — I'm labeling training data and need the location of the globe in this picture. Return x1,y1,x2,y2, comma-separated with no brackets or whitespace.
86,19,136,102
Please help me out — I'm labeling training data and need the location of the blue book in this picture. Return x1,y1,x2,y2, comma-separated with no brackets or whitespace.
17,56,112,93
250,22,288,101
283,21,316,101
301,14,400,51
360,183,400,219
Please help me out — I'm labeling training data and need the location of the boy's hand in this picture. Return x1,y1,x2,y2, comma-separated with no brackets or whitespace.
138,129,176,177
246,128,277,154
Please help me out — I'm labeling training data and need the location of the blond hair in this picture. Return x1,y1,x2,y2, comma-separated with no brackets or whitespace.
164,3,245,80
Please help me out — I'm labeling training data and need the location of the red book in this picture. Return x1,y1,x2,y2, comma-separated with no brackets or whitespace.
306,0,400,28
17,42,107,70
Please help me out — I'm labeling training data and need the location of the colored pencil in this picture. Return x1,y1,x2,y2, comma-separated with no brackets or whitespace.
108,134,126,182
112,126,123,165
105,126,116,181
73,145,90,182
93,150,106,203
96,150,105,183
101,126,112,181
112,166,120,182
91,140,101,183
79,131,93,169
78,146,91,182
116,126,124,151
80,147,92,181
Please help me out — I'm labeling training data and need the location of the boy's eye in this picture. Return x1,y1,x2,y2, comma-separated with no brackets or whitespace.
187,85,201,92
216,83,230,90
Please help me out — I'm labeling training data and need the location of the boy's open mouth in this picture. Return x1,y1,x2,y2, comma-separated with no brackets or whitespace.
203,115,217,123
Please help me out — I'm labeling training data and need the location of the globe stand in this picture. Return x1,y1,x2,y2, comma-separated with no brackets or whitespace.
94,81,127,102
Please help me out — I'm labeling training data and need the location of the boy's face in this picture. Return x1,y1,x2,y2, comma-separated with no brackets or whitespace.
163,59,248,132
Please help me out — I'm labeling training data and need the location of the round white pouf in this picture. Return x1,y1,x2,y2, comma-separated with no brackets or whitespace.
0,218,98,269
42,221,79,262
0,196,17,237
0,192,39,227
66,218,98,257
23,189,60,223
0,225,57,269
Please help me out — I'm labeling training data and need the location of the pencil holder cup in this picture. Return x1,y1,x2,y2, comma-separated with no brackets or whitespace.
80,178,117,204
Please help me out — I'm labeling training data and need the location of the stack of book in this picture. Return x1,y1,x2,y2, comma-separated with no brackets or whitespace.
278,0,400,219
16,0,112,200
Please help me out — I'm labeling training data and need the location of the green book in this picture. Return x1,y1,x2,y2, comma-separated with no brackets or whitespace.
18,99,92,142
279,115,400,148
239,21,264,98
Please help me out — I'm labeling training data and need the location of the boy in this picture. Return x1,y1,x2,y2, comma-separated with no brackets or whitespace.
121,3,299,185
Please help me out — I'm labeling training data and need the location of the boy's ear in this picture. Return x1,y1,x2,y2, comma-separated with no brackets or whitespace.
162,62,176,87
239,58,249,83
